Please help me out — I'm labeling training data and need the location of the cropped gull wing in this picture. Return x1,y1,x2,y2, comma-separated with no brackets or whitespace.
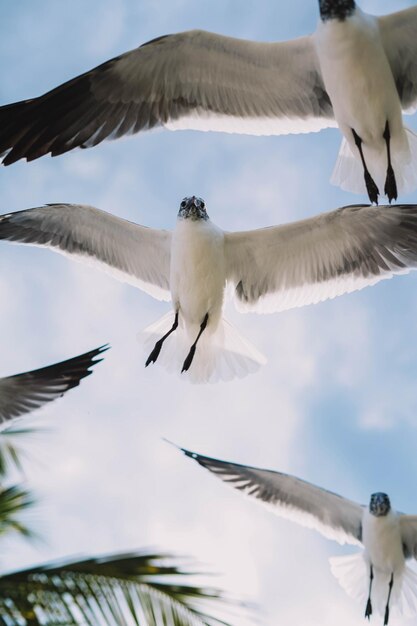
0,204,172,301
0,30,335,164
400,516,417,559
379,6,417,113
0,345,108,425
178,446,363,545
225,204,417,314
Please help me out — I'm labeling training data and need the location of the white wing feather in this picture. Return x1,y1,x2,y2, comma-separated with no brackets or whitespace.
225,204,417,314
400,516,417,560
379,6,417,114
180,447,363,545
0,30,335,163
0,204,172,301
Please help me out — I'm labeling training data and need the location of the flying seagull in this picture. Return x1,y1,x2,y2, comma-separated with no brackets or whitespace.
1,197,417,383
1,2,417,203
0,345,108,426
174,443,417,624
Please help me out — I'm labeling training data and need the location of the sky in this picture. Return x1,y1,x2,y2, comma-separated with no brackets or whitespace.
1,1,417,625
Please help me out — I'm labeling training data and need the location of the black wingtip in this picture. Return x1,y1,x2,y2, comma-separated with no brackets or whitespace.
163,438,201,461
73,343,110,379
33,343,111,393
163,438,182,451
92,343,111,361
77,342,110,367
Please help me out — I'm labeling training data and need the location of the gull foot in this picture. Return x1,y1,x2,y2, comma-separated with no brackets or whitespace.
384,164,398,203
182,345,196,373
145,340,163,367
365,171,379,205
365,598,372,620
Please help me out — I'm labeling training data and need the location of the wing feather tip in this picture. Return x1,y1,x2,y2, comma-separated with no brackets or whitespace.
164,438,195,457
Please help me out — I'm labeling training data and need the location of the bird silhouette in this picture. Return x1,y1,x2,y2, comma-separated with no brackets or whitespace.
1,2,417,202
1,198,417,382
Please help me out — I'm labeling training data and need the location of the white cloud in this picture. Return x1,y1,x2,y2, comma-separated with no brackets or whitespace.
2,2,417,624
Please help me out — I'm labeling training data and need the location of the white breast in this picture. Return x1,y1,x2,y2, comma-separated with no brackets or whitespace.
314,9,402,144
362,510,405,573
170,218,226,331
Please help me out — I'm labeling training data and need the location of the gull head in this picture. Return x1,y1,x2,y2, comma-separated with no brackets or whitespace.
369,493,391,517
178,196,209,221
318,0,355,22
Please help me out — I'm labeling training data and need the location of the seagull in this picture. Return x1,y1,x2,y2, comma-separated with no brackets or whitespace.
174,443,417,624
1,197,417,383
1,2,417,203
0,345,108,426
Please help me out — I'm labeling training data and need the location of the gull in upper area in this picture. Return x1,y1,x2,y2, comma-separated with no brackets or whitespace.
1,197,417,383
0,345,108,427
175,443,417,624
1,2,417,203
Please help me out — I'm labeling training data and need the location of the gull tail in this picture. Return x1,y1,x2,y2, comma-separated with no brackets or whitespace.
330,553,417,619
140,311,266,383
331,127,417,198
329,553,368,606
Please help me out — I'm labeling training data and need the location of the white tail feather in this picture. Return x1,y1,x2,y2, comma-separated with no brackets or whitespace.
331,127,417,198
140,311,266,383
396,565,417,619
330,553,368,606
330,553,417,619
331,138,366,195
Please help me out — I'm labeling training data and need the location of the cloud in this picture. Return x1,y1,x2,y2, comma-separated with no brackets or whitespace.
2,2,417,625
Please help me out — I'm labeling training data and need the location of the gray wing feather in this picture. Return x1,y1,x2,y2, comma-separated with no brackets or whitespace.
0,30,334,164
379,7,417,113
180,447,363,545
0,345,108,424
0,204,172,300
225,204,417,313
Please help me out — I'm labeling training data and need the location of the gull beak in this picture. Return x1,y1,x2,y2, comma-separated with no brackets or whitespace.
189,196,199,214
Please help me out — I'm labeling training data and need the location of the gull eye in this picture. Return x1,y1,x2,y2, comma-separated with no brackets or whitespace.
200,201,205,209
180,200,187,208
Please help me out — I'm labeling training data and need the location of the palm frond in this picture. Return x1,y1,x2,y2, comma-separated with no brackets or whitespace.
0,551,249,626
0,484,35,539
0,426,38,477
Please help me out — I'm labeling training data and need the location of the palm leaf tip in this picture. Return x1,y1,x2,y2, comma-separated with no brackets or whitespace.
0,550,252,626
0,484,35,540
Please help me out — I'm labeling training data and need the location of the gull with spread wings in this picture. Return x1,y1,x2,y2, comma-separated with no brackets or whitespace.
0,345,108,427
1,1,417,202
1,197,417,383
175,444,417,624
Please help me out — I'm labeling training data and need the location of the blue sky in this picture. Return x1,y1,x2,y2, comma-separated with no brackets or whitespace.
1,1,417,625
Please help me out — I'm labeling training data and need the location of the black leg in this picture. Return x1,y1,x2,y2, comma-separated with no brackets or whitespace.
383,121,398,203
181,313,209,373
365,564,374,620
145,312,179,366
384,573,394,626
352,128,380,205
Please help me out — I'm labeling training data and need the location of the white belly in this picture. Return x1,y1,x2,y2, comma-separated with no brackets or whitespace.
170,219,226,332
315,9,403,146
362,511,405,574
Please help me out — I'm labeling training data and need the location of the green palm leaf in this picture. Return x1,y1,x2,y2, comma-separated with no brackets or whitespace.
0,551,249,626
0,425,38,477
0,483,34,539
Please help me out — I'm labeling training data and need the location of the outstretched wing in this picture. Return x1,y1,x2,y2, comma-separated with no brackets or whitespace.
0,30,334,164
400,516,417,559
379,6,417,113
0,345,108,424
177,446,363,545
0,204,172,301
225,204,417,313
